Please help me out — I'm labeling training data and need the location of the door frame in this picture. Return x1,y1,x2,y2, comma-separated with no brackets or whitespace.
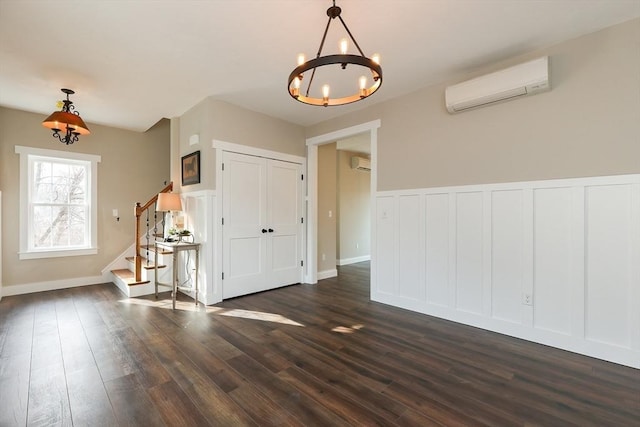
213,140,306,300
304,119,381,285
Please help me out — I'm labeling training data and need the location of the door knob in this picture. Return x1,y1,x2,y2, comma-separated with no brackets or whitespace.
261,229,268,233
268,228,274,233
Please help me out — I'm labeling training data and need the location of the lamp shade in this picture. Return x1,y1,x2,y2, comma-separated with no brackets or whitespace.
156,193,182,212
42,111,91,135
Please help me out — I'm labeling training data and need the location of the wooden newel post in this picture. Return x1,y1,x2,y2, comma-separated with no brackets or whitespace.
134,202,143,282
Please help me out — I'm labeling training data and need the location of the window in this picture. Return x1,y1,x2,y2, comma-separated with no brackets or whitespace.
15,146,101,259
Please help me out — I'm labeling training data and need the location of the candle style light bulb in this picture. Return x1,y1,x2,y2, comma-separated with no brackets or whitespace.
292,77,301,98
372,53,380,64
359,76,367,98
322,84,330,106
296,54,306,81
340,39,348,55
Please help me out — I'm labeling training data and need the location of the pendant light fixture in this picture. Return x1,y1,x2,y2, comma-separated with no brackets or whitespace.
42,88,91,145
287,0,382,107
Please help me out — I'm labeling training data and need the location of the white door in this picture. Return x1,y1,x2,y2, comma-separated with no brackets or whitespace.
222,151,302,299
268,160,303,286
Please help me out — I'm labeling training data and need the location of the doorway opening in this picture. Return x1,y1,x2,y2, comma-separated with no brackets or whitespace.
317,134,371,280
304,120,380,293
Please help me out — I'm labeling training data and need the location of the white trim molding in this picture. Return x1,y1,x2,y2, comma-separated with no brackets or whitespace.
212,140,306,303
373,174,640,368
15,145,101,260
317,269,338,280
337,255,371,266
2,275,109,297
212,139,305,164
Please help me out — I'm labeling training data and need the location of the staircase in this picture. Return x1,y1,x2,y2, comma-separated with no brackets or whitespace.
110,183,175,297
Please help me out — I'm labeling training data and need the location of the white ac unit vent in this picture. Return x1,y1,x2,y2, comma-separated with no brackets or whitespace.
351,156,371,171
445,56,549,113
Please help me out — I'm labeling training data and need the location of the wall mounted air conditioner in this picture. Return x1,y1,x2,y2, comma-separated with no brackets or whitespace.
445,56,549,113
351,156,371,171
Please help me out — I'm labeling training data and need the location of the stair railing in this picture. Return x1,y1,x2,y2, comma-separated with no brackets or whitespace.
134,182,173,282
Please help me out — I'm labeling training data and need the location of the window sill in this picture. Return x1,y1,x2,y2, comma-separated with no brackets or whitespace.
19,247,98,260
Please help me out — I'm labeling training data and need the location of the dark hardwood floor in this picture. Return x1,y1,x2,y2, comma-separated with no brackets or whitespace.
1,262,639,426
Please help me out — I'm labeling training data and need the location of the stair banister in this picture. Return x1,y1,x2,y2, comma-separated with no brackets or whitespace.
134,182,173,282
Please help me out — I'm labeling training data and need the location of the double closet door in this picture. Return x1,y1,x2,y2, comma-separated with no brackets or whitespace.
222,151,303,299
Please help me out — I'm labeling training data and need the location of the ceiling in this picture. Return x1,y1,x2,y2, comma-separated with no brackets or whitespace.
1,1,639,133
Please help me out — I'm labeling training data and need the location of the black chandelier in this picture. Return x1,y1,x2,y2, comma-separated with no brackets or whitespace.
42,88,91,145
287,0,382,107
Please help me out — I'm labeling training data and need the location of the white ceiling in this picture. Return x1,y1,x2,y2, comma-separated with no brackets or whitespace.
1,1,639,132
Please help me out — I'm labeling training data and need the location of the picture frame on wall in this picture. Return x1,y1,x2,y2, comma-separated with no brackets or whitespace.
181,151,200,186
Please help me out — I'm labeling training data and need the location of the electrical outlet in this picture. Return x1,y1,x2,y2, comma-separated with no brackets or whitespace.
523,293,533,306
356,243,359,249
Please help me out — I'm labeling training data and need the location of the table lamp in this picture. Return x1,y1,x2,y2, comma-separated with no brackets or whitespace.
156,192,182,240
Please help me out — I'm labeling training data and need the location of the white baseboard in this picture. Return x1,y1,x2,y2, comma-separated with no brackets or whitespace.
337,255,370,266
372,291,640,369
1,275,109,297
317,269,338,280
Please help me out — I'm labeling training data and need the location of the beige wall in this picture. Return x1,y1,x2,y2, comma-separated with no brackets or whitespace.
176,97,212,192
177,98,306,192
317,143,337,272
317,146,371,270
337,151,371,261
0,107,170,288
307,18,640,191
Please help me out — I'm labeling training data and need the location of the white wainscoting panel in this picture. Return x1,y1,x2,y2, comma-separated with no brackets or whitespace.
533,187,573,335
425,194,449,307
491,190,524,324
375,196,396,295
372,175,640,368
183,190,218,305
455,192,484,315
398,195,424,302
585,184,632,348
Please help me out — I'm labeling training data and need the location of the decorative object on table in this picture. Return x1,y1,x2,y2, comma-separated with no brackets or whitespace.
42,88,91,145
287,0,382,107
181,151,200,185
167,228,193,243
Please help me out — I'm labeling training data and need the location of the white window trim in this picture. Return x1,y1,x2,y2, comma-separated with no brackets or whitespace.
15,145,101,260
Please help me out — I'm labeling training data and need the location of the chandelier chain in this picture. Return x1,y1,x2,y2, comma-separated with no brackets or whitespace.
305,15,333,98
337,15,366,57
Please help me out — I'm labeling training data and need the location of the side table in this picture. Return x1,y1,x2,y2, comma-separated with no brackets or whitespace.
154,241,200,309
